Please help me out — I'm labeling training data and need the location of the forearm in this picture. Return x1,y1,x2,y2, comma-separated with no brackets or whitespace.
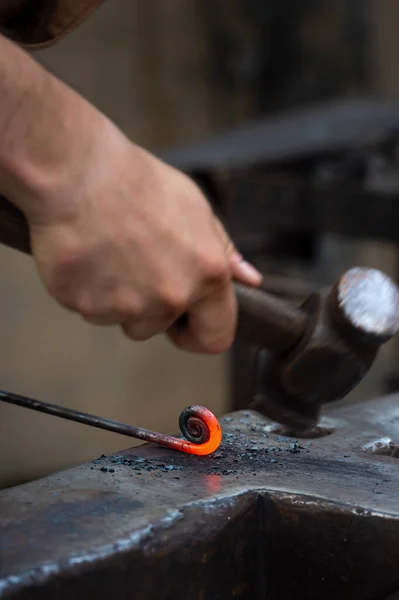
0,34,106,220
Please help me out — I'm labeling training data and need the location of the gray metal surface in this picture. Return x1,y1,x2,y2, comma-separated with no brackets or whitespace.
0,394,398,599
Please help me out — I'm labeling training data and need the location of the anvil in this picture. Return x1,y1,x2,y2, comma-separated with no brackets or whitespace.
0,393,398,600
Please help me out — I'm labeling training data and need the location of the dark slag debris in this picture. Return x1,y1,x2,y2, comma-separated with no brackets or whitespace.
100,466,115,474
92,453,185,475
90,420,307,478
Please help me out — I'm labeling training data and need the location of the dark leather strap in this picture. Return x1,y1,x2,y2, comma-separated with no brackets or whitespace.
0,195,31,253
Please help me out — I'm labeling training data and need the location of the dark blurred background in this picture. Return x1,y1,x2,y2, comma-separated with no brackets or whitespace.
1,0,398,489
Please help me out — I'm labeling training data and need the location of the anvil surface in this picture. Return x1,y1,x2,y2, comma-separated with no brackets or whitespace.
0,394,398,600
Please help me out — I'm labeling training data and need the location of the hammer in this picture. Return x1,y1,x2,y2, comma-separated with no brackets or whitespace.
1,196,399,430
235,268,399,429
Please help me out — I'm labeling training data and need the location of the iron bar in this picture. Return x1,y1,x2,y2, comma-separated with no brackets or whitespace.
0,390,222,456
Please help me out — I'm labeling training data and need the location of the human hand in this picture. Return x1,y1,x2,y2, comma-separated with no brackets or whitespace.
23,118,261,354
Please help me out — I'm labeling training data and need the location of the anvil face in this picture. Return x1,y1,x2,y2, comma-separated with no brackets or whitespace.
0,394,398,600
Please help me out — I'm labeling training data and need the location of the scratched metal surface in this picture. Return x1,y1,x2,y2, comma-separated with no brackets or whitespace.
0,394,398,600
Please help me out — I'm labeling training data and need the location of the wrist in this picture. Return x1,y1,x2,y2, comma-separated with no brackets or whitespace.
0,35,108,224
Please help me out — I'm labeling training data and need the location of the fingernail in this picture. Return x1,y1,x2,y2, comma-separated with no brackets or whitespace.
231,250,243,261
239,260,263,285
231,253,263,286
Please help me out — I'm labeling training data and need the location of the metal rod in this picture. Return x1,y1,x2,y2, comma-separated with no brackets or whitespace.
0,390,222,456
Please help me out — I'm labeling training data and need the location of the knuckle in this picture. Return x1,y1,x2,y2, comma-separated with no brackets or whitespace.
174,325,235,355
200,253,229,286
133,331,153,342
121,322,154,342
204,333,234,355
122,325,136,341
159,287,188,315
113,292,143,320
52,243,84,282
121,322,137,341
47,243,84,302
122,327,148,342
75,294,97,318
175,334,232,355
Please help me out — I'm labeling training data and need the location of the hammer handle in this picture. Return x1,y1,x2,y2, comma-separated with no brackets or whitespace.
0,195,31,253
235,282,307,354
0,195,308,354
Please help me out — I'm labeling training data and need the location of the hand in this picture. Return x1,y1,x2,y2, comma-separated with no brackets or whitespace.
24,119,261,354
0,34,261,354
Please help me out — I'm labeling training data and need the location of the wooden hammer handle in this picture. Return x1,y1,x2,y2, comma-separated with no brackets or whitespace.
234,282,307,354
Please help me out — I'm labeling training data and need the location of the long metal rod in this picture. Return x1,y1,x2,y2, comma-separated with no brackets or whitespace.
0,389,168,442
0,389,222,456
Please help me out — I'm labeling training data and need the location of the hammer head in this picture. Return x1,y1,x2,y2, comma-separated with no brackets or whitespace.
250,268,399,430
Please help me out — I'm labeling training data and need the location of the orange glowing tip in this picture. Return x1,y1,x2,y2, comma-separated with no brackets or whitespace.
152,405,223,456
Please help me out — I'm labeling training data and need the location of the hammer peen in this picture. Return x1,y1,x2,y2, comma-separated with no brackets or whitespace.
1,196,399,430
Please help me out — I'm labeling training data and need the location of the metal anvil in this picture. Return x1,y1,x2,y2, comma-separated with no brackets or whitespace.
1,393,398,600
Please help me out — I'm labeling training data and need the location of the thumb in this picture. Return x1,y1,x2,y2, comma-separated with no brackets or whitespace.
213,217,263,287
